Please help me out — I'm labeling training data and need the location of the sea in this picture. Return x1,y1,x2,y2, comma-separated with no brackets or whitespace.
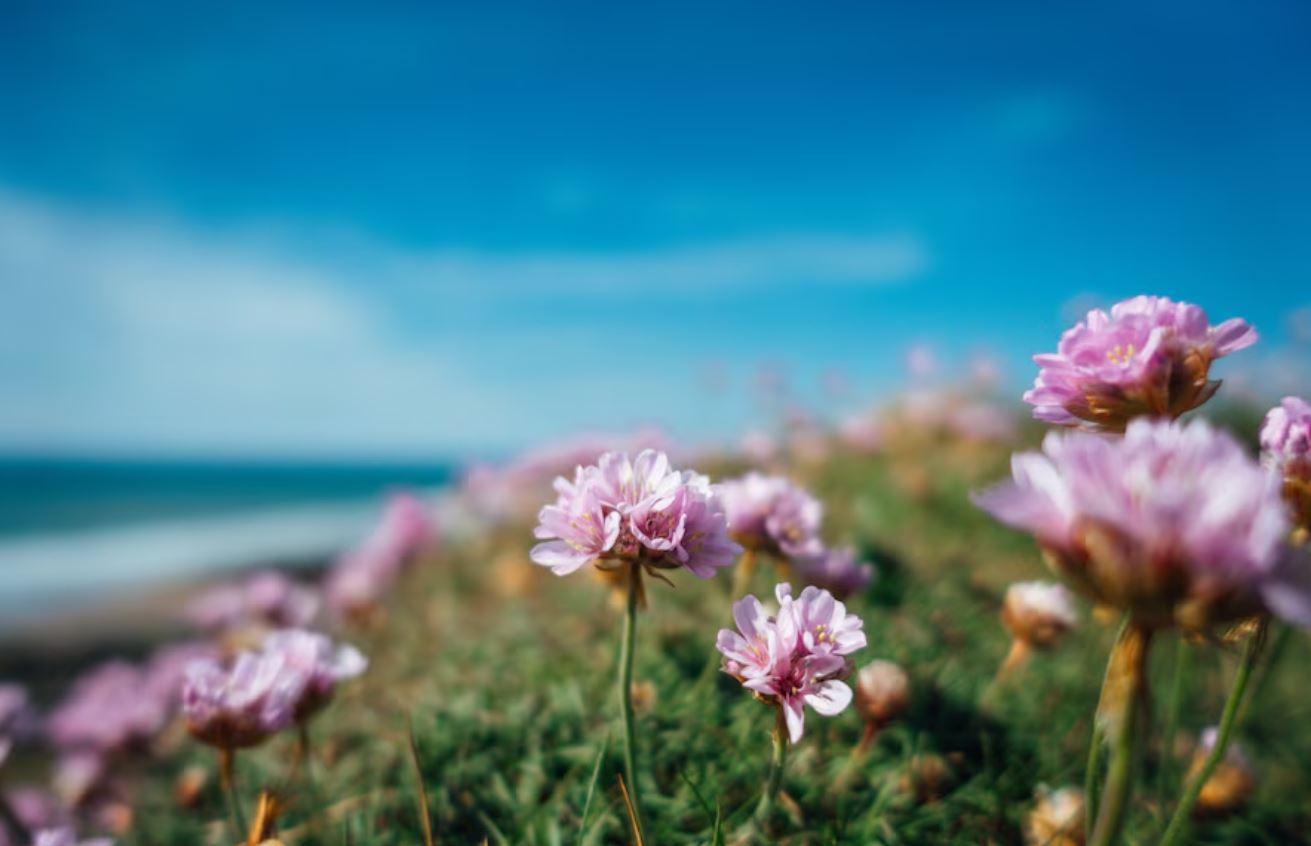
0,456,455,621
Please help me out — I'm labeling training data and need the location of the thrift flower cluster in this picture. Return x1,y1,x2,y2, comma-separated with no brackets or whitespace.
1261,396,1311,533
531,450,740,578
975,417,1303,630
182,629,365,750
1024,295,1256,430
324,493,436,618
717,584,866,742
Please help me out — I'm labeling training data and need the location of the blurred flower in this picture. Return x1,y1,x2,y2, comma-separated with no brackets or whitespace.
0,685,34,768
260,629,367,723
905,344,938,380
854,660,910,729
48,663,168,756
973,418,1306,631
838,412,884,455
2,789,71,842
184,570,319,633
1261,396,1311,536
717,583,865,743
740,429,779,465
947,402,1017,444
1003,581,1078,648
719,473,825,560
1024,295,1256,431
1190,727,1255,817
32,828,113,846
1025,785,1085,846
324,493,437,618
52,752,107,807
181,651,301,750
793,546,875,599
530,450,740,580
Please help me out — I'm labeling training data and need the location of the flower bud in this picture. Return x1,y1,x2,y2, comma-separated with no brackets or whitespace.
1025,785,1085,846
1002,581,1078,648
1189,728,1255,817
855,660,910,728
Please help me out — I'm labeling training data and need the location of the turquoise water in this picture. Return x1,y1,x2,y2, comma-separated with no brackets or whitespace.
0,457,455,611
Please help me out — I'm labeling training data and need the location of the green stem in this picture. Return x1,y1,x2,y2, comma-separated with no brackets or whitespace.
1089,622,1152,846
754,707,789,829
218,747,247,842
618,561,646,841
1157,636,1190,800
1157,619,1268,846
1083,721,1105,844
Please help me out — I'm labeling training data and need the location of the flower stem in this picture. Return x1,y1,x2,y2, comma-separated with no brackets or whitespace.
1156,636,1190,801
1157,618,1267,846
755,707,789,829
730,547,757,601
1088,621,1152,846
218,747,247,842
618,561,646,841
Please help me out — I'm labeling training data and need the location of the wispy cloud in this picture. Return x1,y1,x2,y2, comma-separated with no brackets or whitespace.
0,188,927,455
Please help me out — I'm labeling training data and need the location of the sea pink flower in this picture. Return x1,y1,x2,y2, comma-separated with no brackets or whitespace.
261,629,367,722
793,546,875,600
1002,581,1079,648
1261,396,1311,532
973,417,1308,630
717,583,866,743
31,828,113,846
719,473,824,559
324,493,437,618
837,413,884,454
181,650,303,750
47,663,169,755
530,450,740,580
0,684,35,768
184,569,319,632
1024,295,1257,430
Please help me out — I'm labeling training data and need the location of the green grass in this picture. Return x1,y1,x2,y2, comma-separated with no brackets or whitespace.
124,431,1311,845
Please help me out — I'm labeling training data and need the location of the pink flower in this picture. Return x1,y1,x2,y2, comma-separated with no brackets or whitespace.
184,569,319,632
324,493,436,618
31,828,113,846
719,473,824,559
1261,396,1311,532
1024,295,1257,430
261,629,367,722
838,413,884,454
793,546,875,600
530,450,740,579
181,650,302,750
973,418,1307,630
717,583,866,743
47,663,169,755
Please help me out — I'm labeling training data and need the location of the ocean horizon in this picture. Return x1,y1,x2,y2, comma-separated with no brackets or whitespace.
0,456,457,618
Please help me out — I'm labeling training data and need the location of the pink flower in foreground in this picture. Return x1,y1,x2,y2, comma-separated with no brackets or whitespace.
973,418,1308,630
719,473,824,559
1024,295,1257,430
793,546,875,600
717,583,866,743
1261,396,1311,533
261,629,367,722
530,450,740,579
181,651,302,750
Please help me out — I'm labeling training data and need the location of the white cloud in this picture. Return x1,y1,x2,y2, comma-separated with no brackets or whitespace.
0,188,927,455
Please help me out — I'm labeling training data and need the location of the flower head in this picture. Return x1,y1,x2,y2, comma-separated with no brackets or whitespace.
1002,581,1079,648
716,583,866,743
181,650,302,750
854,660,910,728
261,629,367,722
184,569,319,632
324,493,436,618
531,450,740,579
973,418,1304,630
48,663,169,755
793,546,875,599
1261,396,1311,533
718,472,824,559
1024,295,1256,430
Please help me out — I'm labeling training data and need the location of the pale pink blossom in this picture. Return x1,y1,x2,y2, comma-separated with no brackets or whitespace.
719,473,824,559
261,629,367,722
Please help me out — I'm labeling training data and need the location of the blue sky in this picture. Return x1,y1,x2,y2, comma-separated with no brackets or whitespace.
2,1,1308,457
